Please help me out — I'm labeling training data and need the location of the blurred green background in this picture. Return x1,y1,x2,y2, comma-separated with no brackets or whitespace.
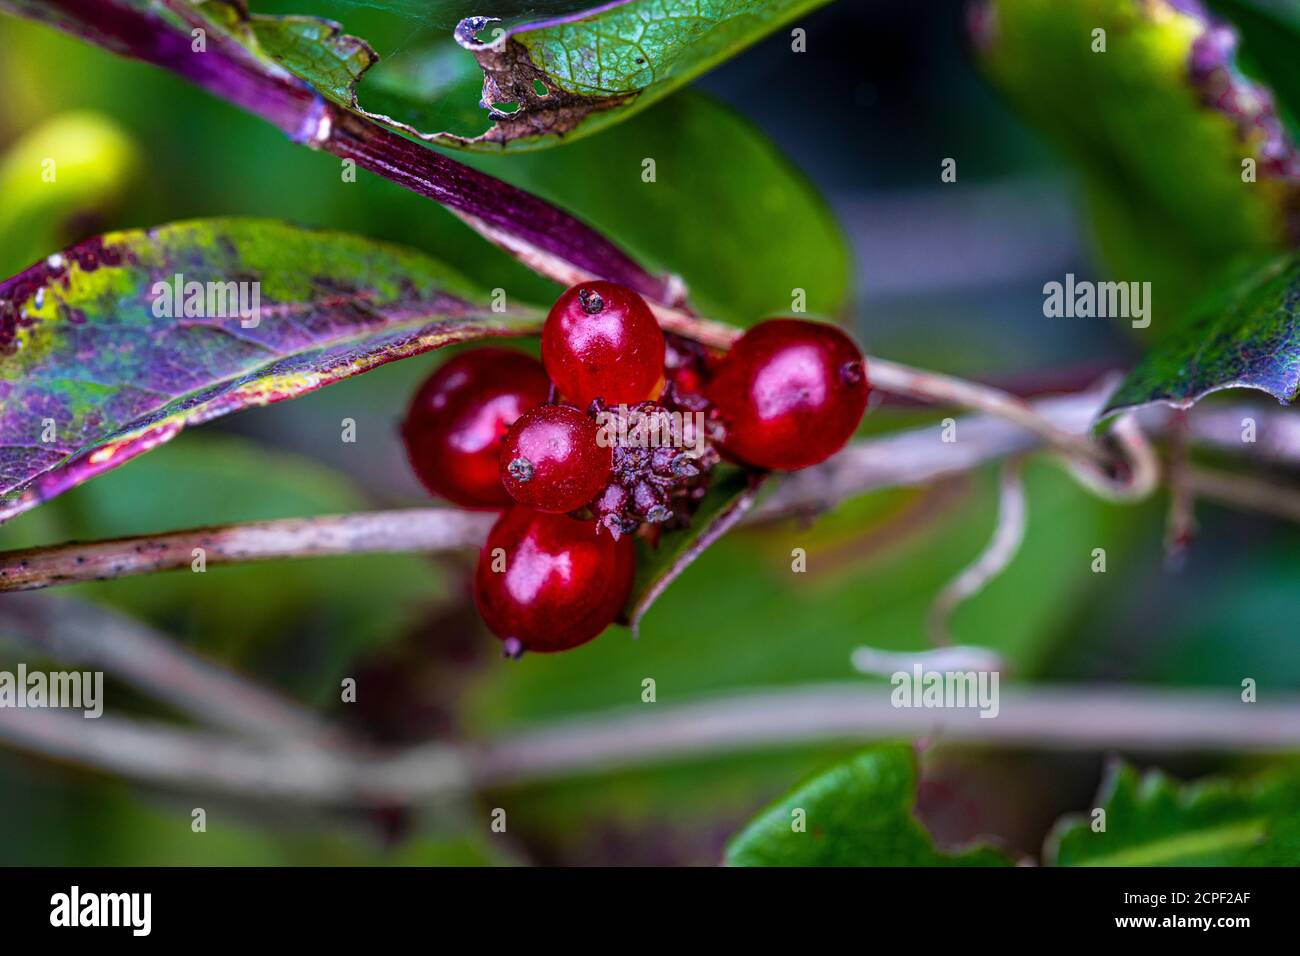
0,0,1295,865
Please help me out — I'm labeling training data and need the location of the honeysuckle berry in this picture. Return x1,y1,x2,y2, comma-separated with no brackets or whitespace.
401,347,550,509
499,403,612,513
707,318,869,471
475,507,635,654
542,281,666,406
663,333,716,405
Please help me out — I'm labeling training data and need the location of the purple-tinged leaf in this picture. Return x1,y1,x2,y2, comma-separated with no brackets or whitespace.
0,0,678,305
626,468,768,636
0,219,541,523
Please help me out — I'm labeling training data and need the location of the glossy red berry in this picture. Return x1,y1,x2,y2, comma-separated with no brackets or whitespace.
475,507,636,653
542,281,666,406
500,404,612,513
401,347,550,509
707,319,869,471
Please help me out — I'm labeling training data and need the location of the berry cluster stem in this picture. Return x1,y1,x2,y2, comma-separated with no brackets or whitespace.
647,301,1139,490
0,383,1289,594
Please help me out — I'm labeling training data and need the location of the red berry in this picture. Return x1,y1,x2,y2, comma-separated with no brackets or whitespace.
401,347,549,509
542,281,666,406
500,404,612,513
475,507,635,653
707,319,869,471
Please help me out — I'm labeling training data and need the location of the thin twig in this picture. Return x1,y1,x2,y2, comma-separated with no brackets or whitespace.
1,683,1294,804
0,509,494,592
1163,410,1198,567
1164,401,1300,464
0,706,468,805
867,357,1114,467
0,386,1112,593
755,382,1113,518
641,314,1136,483
473,684,1300,787
628,473,770,637
1059,411,1160,502
851,645,1008,677
925,459,1027,647
3,388,1293,596
646,301,741,349
1187,466,1300,523
0,593,342,744
0,382,1178,594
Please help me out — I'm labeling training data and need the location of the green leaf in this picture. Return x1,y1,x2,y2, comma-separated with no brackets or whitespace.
0,111,140,279
248,0,834,152
1102,252,1300,416
0,218,539,523
725,744,1011,866
1047,761,1300,866
978,0,1299,324
466,90,852,326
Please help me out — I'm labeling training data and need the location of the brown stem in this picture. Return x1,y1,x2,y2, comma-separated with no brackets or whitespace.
5,387,1295,596
0,383,1210,594
0,385,1116,593
755,383,1112,518
646,301,741,349
0,509,493,592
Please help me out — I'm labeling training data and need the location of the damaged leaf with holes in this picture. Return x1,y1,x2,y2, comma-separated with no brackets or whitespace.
250,0,834,150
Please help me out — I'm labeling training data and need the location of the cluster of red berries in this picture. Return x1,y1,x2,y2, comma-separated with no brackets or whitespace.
402,281,870,656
